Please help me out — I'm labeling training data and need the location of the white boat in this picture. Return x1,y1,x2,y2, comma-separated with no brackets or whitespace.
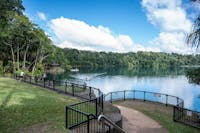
70,68,79,72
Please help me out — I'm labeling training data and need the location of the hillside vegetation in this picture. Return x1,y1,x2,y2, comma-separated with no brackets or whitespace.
1,0,200,76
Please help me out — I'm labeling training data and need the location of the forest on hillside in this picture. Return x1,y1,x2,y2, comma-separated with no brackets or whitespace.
1,0,200,76
0,0,70,76
64,48,200,69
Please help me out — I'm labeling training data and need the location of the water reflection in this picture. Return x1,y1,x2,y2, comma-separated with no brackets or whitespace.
47,67,200,111
186,68,200,85
71,68,200,112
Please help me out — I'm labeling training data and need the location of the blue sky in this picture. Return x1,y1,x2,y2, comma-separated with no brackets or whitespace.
23,0,200,53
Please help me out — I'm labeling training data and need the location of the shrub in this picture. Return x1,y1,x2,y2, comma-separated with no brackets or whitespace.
34,63,44,77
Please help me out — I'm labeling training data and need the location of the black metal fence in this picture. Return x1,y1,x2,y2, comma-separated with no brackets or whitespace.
174,106,200,129
65,86,105,132
104,90,200,129
14,75,105,132
104,90,184,107
15,75,102,100
66,99,111,133
14,75,200,130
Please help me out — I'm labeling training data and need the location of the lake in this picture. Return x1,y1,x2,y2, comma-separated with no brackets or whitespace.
48,67,200,112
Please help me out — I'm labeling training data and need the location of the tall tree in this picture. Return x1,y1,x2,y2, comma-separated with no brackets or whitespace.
187,0,200,49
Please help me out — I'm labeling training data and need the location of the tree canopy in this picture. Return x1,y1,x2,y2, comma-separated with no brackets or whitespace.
0,0,70,76
1,0,200,76
187,0,200,49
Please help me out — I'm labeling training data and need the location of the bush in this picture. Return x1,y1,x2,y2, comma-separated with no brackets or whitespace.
15,69,22,76
34,63,44,77
16,68,31,76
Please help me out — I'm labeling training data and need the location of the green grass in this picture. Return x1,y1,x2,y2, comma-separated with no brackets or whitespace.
115,100,200,133
0,77,81,133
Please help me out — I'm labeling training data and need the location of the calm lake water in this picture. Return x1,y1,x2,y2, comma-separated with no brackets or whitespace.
49,67,200,112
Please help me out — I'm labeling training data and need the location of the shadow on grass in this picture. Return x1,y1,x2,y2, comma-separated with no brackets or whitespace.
0,85,77,133
0,87,16,108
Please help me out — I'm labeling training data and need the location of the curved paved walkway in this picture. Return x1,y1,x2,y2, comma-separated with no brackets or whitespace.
115,105,168,133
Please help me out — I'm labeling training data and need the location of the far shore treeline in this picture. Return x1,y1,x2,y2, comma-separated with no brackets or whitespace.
0,0,200,77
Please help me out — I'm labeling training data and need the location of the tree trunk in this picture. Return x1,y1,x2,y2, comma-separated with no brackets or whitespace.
17,44,19,70
4,41,16,73
23,44,29,69
39,54,49,63
11,45,16,73
31,50,39,76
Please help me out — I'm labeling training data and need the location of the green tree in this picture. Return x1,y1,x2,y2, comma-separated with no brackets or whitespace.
187,0,200,48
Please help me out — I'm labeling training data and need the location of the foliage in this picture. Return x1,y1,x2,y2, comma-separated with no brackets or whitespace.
0,0,71,76
187,16,200,49
63,48,200,69
186,68,200,85
187,0,200,49
15,69,22,76
34,63,44,77
1,0,200,76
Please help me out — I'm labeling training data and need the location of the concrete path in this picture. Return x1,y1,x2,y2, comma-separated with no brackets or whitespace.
115,105,168,133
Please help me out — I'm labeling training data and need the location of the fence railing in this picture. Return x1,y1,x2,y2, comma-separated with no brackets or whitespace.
104,90,200,129
15,75,200,130
65,85,106,132
174,106,200,129
66,99,113,133
14,75,107,132
104,90,184,107
15,75,102,100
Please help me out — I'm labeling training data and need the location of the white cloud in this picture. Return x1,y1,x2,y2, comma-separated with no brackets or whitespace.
46,0,196,53
37,12,46,21
142,0,193,53
49,17,159,52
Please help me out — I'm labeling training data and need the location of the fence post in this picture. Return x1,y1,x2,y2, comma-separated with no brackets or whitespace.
53,80,55,90
65,82,67,93
124,90,126,101
66,106,68,128
98,90,100,103
48,80,50,86
72,84,74,96
43,78,45,88
166,95,168,106
173,107,176,122
102,94,104,112
144,91,146,102
176,97,179,106
89,87,92,99
87,115,90,133
95,98,98,116
110,92,112,103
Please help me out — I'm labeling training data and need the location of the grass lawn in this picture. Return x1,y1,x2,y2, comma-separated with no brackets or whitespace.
0,77,81,133
114,100,199,133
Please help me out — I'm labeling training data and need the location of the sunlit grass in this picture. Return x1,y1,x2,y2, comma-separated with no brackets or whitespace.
0,77,81,133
